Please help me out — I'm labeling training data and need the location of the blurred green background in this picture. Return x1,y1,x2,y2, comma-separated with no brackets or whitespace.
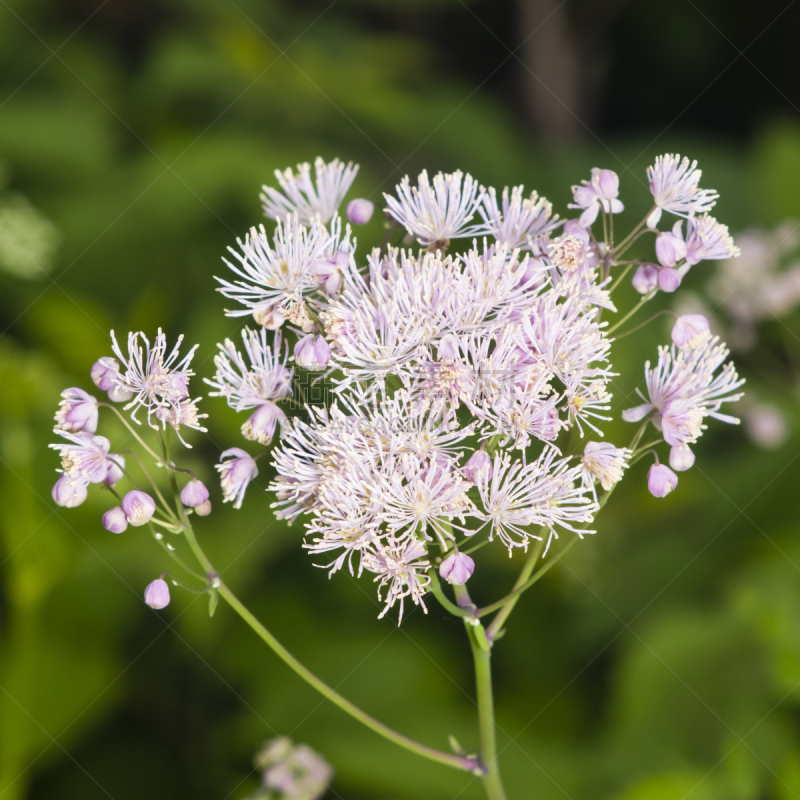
1,0,800,798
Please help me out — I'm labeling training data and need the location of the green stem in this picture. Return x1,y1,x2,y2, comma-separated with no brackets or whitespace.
454,584,506,800
428,570,474,618
484,534,546,643
479,537,578,619
180,524,477,774
99,403,163,462
613,207,655,258
607,291,656,335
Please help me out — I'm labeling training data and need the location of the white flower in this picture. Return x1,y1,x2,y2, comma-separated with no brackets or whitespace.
646,154,719,228
110,329,205,439
261,157,358,223
468,185,560,248
363,537,431,623
384,170,483,247
581,442,630,494
216,215,330,328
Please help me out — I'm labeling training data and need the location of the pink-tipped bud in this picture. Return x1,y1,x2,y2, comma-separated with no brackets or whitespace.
671,314,710,349
253,301,286,330
107,384,134,403
194,499,212,516
294,335,331,371
180,478,209,508
647,462,678,497
52,475,88,508
241,401,286,446
105,455,125,487
122,490,156,526
462,449,492,483
55,387,99,433
657,267,681,293
655,231,687,268
669,444,695,472
102,506,128,534
632,264,658,294
144,578,170,609
439,552,475,586
91,357,120,391
346,198,374,225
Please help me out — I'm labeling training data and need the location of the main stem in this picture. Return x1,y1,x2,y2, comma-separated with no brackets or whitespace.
180,525,476,775
454,585,508,800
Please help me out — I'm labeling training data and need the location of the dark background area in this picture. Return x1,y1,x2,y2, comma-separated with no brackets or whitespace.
1,1,800,799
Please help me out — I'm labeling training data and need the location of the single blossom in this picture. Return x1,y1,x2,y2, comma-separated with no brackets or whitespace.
50,432,115,484
144,578,170,609
261,157,358,224
646,154,719,228
581,441,630,492
91,356,121,391
384,170,483,247
469,185,560,248
569,168,624,227
217,448,259,509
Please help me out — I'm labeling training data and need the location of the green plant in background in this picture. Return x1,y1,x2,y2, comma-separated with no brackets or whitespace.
43,153,748,800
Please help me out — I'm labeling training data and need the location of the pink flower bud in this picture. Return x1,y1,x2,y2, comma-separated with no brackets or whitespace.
671,314,710,349
657,267,681,293
592,168,620,200
102,506,128,534
122,490,156,526
439,552,475,585
107,384,134,403
655,228,687,267
462,449,492,483
55,387,99,433
180,478,209,508
194,499,212,516
669,444,695,472
648,462,678,497
294,335,331,371
144,578,170,609
52,475,88,508
346,198,374,225
91,357,120,391
632,264,658,294
217,448,259,509
105,455,125,487
241,401,286,445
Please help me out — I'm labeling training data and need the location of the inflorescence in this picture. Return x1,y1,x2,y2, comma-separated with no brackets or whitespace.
49,154,744,622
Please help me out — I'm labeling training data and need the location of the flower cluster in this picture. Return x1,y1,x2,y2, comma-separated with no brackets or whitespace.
49,154,745,623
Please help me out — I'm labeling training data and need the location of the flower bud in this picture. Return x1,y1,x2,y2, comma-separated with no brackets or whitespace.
647,462,678,497
105,455,125,487
671,314,710,349
669,444,695,472
346,198,375,225
462,449,492,483
217,448,259,509
632,264,658,294
242,401,286,445
180,478,209,508
107,384,134,403
194,499,212,516
657,267,681,293
439,552,475,585
253,301,286,330
102,506,128,534
144,578,170,609
294,335,331,371
91,357,120,391
55,388,99,433
122,490,156,526
52,475,88,508
655,230,687,268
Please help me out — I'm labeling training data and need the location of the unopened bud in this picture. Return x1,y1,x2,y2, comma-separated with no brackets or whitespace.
144,578,170,609
647,462,678,497
439,552,475,585
194,499,212,516
52,475,88,508
180,478,209,508
122,490,156,526
102,506,128,533
346,198,375,225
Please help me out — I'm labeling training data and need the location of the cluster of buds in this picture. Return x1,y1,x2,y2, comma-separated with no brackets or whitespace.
49,152,744,623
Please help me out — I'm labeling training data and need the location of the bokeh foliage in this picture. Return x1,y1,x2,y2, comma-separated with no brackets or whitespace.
1,1,799,799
